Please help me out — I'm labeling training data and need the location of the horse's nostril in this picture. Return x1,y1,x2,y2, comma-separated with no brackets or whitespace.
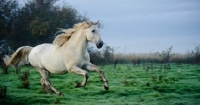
100,41,103,47
97,41,103,49
100,42,103,46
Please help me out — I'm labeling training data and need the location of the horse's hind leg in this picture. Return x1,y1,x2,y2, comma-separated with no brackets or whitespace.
36,67,64,96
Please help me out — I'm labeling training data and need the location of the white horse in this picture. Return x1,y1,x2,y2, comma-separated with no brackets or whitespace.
4,21,109,96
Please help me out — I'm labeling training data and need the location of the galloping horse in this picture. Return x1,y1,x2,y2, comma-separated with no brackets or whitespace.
3,21,109,96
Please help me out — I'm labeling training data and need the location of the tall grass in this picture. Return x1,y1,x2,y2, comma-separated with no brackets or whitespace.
0,64,200,105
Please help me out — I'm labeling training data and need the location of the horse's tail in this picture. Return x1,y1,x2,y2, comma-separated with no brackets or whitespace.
2,55,10,67
3,46,33,67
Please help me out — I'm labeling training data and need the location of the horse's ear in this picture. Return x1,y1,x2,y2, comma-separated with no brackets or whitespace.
86,21,92,26
94,20,99,25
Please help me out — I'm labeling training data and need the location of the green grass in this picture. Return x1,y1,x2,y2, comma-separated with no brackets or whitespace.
0,64,200,105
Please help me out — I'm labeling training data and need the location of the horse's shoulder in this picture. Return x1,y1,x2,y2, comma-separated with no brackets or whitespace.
83,51,90,61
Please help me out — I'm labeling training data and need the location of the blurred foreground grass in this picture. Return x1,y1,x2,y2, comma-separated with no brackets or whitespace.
0,63,200,105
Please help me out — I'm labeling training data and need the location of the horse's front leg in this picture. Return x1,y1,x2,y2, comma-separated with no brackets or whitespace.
86,64,109,90
70,66,89,87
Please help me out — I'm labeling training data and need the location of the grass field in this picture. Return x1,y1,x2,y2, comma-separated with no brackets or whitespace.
0,63,200,105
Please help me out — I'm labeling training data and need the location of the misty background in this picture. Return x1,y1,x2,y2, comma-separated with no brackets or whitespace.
53,0,200,54
15,0,200,54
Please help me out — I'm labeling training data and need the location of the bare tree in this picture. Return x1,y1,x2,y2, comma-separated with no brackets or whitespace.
191,45,200,64
102,45,114,63
158,46,174,63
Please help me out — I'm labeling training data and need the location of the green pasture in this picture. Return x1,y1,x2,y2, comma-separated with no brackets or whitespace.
0,63,200,105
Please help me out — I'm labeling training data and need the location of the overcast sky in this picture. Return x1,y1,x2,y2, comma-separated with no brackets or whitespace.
19,0,200,54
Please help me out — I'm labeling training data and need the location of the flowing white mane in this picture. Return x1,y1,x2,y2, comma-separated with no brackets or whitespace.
53,22,90,46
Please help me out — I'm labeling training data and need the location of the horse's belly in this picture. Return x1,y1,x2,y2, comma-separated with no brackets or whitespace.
48,68,68,74
40,55,68,74
44,62,68,74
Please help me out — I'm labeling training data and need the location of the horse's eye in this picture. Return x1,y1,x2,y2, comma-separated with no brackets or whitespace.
92,30,95,33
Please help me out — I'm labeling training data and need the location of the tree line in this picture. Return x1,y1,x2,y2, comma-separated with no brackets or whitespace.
0,0,87,56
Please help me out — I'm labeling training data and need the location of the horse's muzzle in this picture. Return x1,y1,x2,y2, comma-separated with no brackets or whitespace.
97,41,103,49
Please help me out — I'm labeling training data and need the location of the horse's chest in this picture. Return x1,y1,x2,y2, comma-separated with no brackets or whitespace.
74,52,88,61
76,58,87,67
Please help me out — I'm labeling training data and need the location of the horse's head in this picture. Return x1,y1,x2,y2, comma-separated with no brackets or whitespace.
85,21,103,49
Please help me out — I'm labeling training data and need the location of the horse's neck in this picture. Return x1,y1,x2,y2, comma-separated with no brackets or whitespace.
66,29,88,54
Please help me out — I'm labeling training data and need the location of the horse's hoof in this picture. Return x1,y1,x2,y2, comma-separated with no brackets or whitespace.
104,85,109,91
75,83,81,88
59,92,64,97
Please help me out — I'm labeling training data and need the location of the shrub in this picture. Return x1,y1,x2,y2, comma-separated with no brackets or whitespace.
18,70,30,89
0,86,7,98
